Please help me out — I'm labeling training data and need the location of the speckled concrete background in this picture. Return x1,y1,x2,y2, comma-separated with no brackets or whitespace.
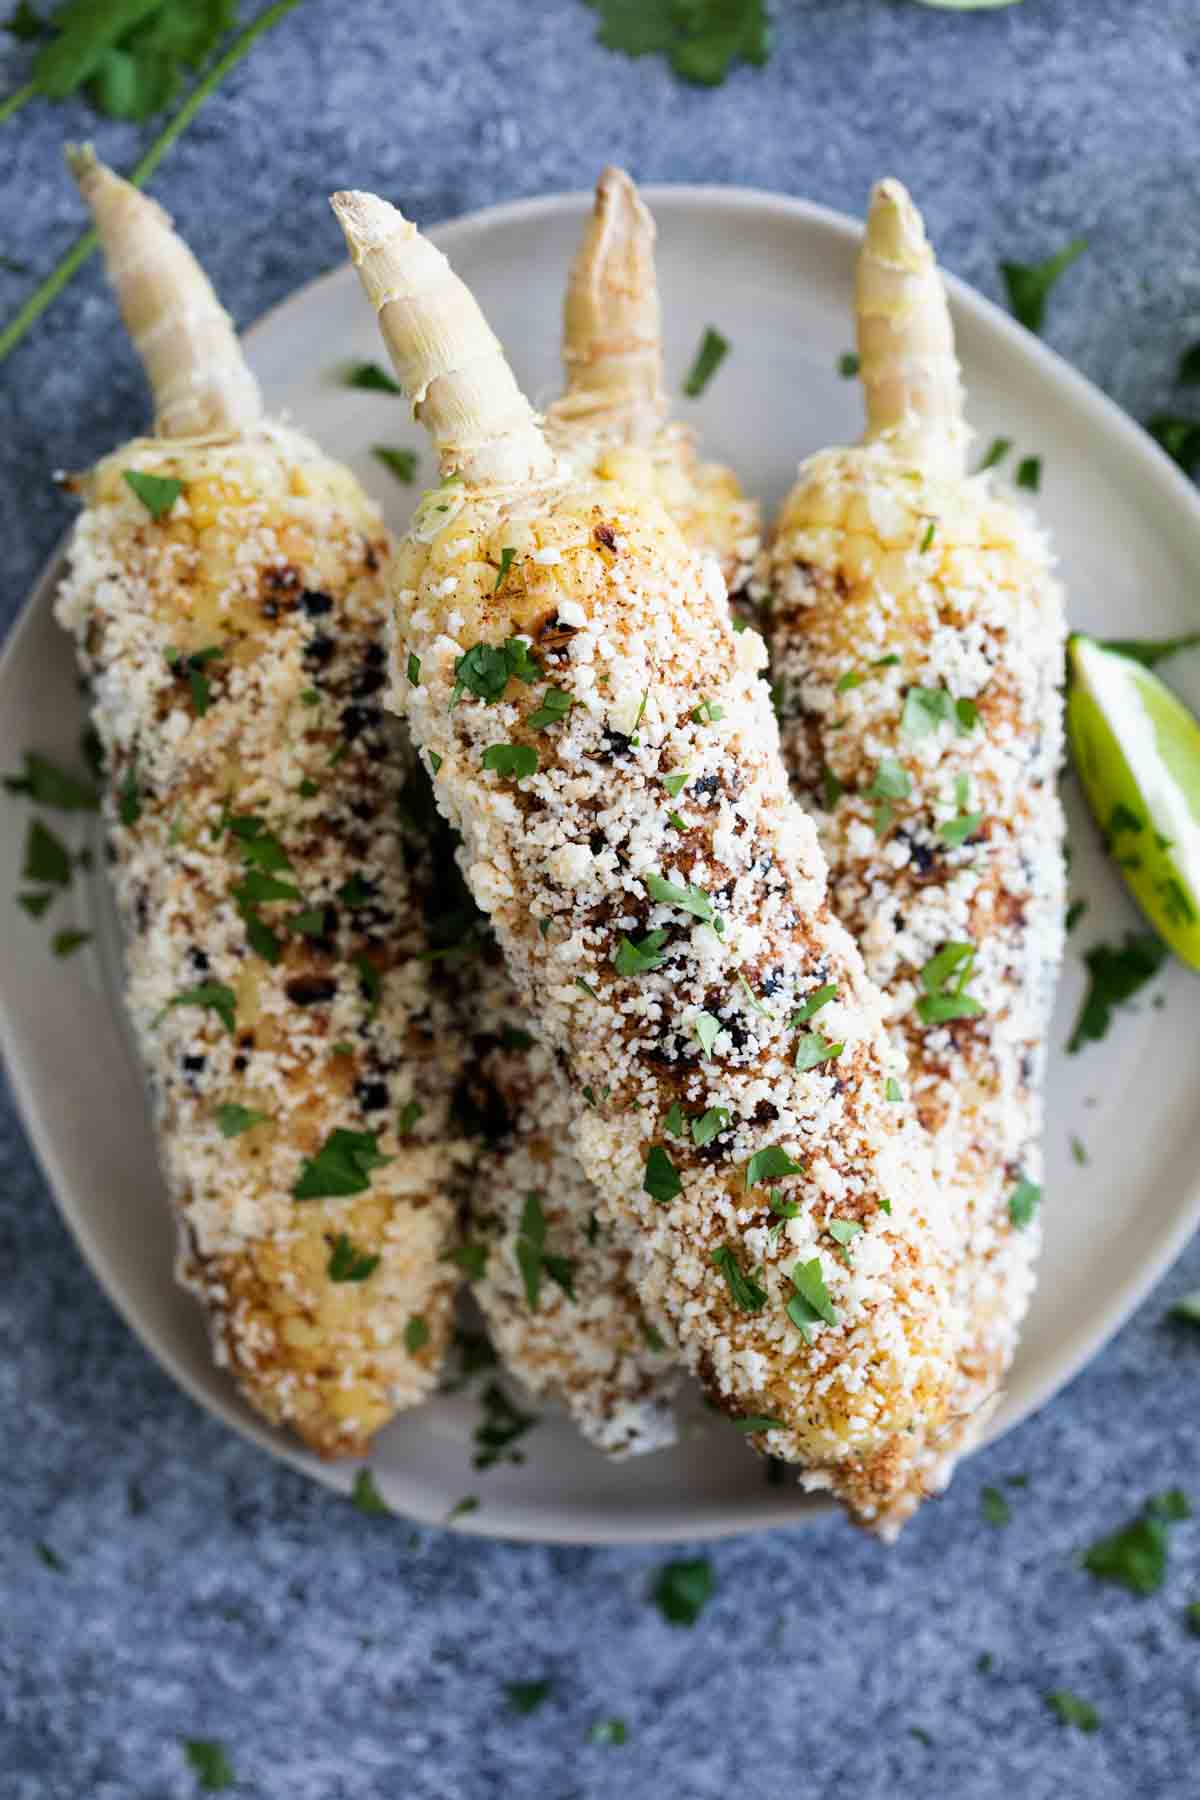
2,3,1199,1796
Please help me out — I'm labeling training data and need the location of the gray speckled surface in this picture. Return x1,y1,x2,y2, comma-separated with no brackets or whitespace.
2,3,1200,1796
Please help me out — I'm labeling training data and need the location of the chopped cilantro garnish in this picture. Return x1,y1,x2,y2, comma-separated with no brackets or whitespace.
4,751,98,811
51,928,90,957
644,1144,682,1205
837,351,860,378
820,765,843,811
300,687,321,707
1067,933,1167,1053
745,1145,802,1188
373,445,418,483
711,1244,767,1312
482,742,539,780
652,1556,715,1625
835,670,863,695
1008,1176,1040,1229
1065,898,1088,932
977,436,1012,472
182,1738,234,1791
735,1415,785,1433
645,871,717,926
23,818,71,886
574,976,598,1000
588,1718,628,1747
443,1241,489,1280
118,764,141,826
473,1380,537,1469
1070,1135,1088,1166
298,778,319,798
667,810,686,831
446,1494,479,1523
870,756,911,801
166,982,236,1035
123,468,182,520
828,1219,862,1253
1046,1692,1098,1733
527,687,573,729
1016,455,1041,492
327,1233,381,1283
494,546,518,592
662,771,690,799
507,1679,553,1715
1082,1498,1183,1594
683,325,729,397
353,952,381,1015
641,1318,667,1352
915,941,983,1026
885,1077,902,1102
428,750,442,775
690,697,724,724
343,361,401,393
406,652,421,687
36,1541,65,1572
1169,1290,1200,1327
692,1106,729,1147
793,1030,843,1071
227,814,293,874
613,927,670,976
18,892,52,918
233,871,299,905
293,1128,389,1200
515,1191,576,1311
663,1100,686,1137
1000,237,1087,335
215,1103,267,1138
451,638,540,708
351,1468,390,1515
901,686,974,740
981,1484,1012,1526
693,1011,720,1057
787,1257,837,1341
919,519,936,553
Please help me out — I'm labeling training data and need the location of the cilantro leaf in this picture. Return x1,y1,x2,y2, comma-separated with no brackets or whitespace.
351,1468,390,1515
652,1556,715,1625
787,1256,837,1341
693,1011,720,1057
451,638,540,708
683,324,730,396
507,1679,553,1715
215,1103,267,1138
662,770,690,798
1016,455,1041,492
182,1738,234,1792
51,926,90,956
1067,933,1167,1053
1000,236,1087,335
343,360,401,392
4,750,98,810
645,871,717,926
404,1315,429,1353
527,687,573,729
372,445,418,483
711,1243,767,1312
327,1233,381,1283
293,1128,389,1200
915,940,984,1025
869,756,912,801
837,351,859,378
18,891,53,918
901,686,972,740
516,1190,547,1310
745,1145,802,1188
691,1106,729,1147
1082,1507,1174,1595
613,928,669,976
790,982,837,1026
735,1415,785,1432
1169,1290,1200,1327
644,1144,682,1205
166,982,235,1035
1008,1176,1041,1229
1148,415,1200,476
443,1241,488,1280
473,1380,537,1469
981,1484,1012,1526
1046,1691,1099,1733
122,467,183,520
588,1718,628,1746
481,743,538,780
493,546,517,592
23,818,72,886
589,0,769,88
977,436,1012,472
794,1030,843,1072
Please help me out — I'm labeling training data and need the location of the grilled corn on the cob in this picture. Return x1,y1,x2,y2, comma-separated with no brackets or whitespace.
334,188,964,1521
55,151,463,1457
763,180,1066,1531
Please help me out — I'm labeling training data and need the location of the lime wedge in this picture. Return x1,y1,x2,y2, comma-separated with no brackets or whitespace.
1067,633,1200,968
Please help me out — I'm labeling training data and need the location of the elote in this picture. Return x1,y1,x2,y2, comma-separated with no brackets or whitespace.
762,179,1066,1531
55,150,463,1457
334,187,965,1522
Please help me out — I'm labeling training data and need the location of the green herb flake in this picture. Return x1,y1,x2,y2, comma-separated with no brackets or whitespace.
1068,933,1167,1053
404,1315,430,1353
494,546,518,592
1081,1504,1179,1595
885,1077,903,1102
473,1380,537,1469
981,1484,1012,1527
1169,1290,1200,1327
123,468,183,520
662,770,690,798
645,870,717,926
451,638,540,709
794,1030,843,1072
166,982,235,1035
293,1128,389,1200
977,436,1012,473
446,1494,479,1524
916,940,984,1026
373,445,418,483
51,928,90,957
869,756,911,802
215,1103,267,1138
828,1219,863,1252
667,810,686,831
18,891,53,918
507,1679,553,1715
343,361,401,394
694,1011,721,1058
587,1717,628,1747
443,1241,489,1280
1016,455,1042,492
406,651,421,687
837,351,860,378
745,1145,803,1188
1000,237,1087,335
351,1468,390,1516
820,765,843,811
1070,1135,1088,1166
902,686,959,740
1008,1176,1041,1229
920,519,936,553
481,742,539,781
527,687,573,729
711,1244,767,1313
182,1738,234,1791
428,750,442,775
23,818,72,887
690,697,724,724
326,1233,381,1283
644,1144,682,1206
692,1106,730,1147
683,325,730,397
787,1257,837,1342
1046,1692,1099,1733
663,1100,686,1137
652,1556,715,1626
613,927,670,976
4,751,98,811
736,1415,785,1433
36,1541,65,1572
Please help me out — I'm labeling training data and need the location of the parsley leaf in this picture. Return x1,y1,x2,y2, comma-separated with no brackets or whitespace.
735,1414,785,1432
1046,1692,1099,1733
745,1145,802,1188
645,871,717,926
885,1077,903,1102
327,1233,381,1283
662,770,690,798
4,750,98,811
443,1241,489,1280
869,756,911,800
50,926,89,956
1000,236,1087,335
23,818,71,886
122,468,182,520
613,927,670,976
794,1030,843,1072
901,686,974,740
711,1244,767,1312
527,687,573,729
451,639,540,708
915,941,983,1025
1067,933,1167,1053
683,324,730,396
644,1144,682,1205
215,1103,267,1138
18,892,53,918
691,1106,729,1147
820,764,843,811
182,1738,234,1792
786,1257,837,1343
1082,1509,1171,1595
589,0,769,87
481,742,538,781
293,1128,389,1200
372,445,417,483
397,1100,423,1137
166,982,235,1035
652,1556,715,1625
1008,1176,1041,1229
493,546,518,592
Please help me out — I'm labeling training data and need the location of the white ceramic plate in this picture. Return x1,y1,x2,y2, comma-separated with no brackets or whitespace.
5,186,1200,1544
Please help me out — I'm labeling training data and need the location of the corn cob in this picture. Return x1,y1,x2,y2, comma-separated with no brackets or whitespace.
762,179,1066,1532
55,150,463,1457
334,188,965,1521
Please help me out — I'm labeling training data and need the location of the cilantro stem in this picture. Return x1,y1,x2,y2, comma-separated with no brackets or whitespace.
0,0,303,367
0,81,36,126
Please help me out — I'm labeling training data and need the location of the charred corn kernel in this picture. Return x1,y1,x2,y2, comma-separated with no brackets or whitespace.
763,180,1066,1534
335,188,965,1522
57,151,463,1458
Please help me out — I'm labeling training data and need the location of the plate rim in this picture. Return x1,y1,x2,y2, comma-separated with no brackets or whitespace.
5,182,1200,1545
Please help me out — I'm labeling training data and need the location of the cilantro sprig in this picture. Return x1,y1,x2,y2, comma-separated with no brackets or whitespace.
587,0,769,89
1067,933,1167,1053
293,1128,389,1201
915,941,983,1025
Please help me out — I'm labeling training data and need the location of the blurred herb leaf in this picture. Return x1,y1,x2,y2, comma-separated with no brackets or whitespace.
588,0,769,88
